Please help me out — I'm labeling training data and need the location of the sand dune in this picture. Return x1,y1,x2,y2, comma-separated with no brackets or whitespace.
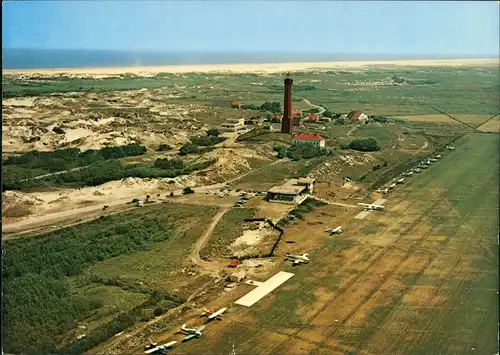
3,58,498,76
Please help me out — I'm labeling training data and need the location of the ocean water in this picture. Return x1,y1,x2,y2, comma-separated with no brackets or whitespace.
1,49,479,70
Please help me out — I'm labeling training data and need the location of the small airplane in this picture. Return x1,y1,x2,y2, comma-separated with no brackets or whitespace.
429,158,438,162
358,203,385,211
396,178,405,184
200,307,227,321
144,341,177,354
446,145,455,150
435,154,442,159
285,253,310,265
179,324,206,342
326,226,342,235
404,171,413,176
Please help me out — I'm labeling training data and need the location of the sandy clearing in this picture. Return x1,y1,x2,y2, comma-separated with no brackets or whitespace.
232,228,267,247
3,58,497,76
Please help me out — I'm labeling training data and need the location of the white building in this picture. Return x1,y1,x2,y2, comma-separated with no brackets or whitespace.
266,178,316,205
347,111,368,123
220,117,245,132
292,133,326,148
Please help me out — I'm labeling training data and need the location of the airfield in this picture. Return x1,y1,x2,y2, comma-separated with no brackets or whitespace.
113,133,498,355
2,64,499,355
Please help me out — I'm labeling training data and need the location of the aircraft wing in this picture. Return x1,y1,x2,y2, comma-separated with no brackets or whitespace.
145,346,161,354
293,259,301,265
182,334,197,342
196,325,206,332
208,308,227,319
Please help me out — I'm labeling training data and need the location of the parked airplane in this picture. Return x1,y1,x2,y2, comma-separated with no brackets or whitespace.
404,171,413,176
179,324,206,342
144,341,177,354
326,226,342,234
435,154,442,159
285,253,310,265
396,178,405,184
358,203,385,211
201,307,227,320
446,146,455,150
429,158,438,162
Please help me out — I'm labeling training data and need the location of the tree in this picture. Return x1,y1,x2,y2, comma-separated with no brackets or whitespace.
179,143,201,156
260,101,281,113
323,109,335,118
348,138,380,152
206,128,220,137
183,187,194,194
157,144,172,151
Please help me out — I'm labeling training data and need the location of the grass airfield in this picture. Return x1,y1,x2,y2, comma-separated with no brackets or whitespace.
174,133,499,355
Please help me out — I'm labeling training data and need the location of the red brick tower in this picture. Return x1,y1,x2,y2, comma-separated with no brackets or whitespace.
281,72,293,133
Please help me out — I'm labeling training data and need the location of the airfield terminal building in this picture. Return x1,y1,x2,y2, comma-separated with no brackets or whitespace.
266,178,315,205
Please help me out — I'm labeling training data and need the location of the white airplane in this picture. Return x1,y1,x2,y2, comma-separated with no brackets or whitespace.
326,226,342,234
404,171,413,176
144,341,177,354
429,158,437,162
396,178,405,184
200,307,227,320
435,154,442,159
285,253,310,265
358,203,385,211
446,146,455,150
179,324,206,342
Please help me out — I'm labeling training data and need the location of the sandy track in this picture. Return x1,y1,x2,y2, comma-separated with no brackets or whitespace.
189,206,231,275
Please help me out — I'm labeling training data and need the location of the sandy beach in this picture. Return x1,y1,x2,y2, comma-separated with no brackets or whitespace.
3,58,498,76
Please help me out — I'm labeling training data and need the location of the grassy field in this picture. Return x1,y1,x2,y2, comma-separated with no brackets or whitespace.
175,132,499,355
2,202,218,354
4,66,499,115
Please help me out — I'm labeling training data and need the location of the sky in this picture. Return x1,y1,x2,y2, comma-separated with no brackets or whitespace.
2,1,499,57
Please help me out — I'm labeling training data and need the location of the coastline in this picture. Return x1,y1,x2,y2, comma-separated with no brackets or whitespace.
3,58,498,76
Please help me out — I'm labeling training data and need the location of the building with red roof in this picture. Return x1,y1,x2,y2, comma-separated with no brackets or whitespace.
307,113,320,121
292,132,326,148
292,109,303,116
347,111,368,122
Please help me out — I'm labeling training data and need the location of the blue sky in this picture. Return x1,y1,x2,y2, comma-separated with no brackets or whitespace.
3,1,499,56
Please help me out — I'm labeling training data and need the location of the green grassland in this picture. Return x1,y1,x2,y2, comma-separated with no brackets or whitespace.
177,132,499,355
4,66,499,115
2,202,217,355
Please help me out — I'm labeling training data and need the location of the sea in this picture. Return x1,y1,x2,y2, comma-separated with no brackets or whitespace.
2,48,487,70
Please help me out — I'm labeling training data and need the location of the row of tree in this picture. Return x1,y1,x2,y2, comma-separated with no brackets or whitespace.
343,138,381,152
3,158,216,191
3,210,182,354
275,144,328,160
4,144,147,173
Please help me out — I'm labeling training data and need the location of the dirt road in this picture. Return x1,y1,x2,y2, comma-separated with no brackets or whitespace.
189,206,231,275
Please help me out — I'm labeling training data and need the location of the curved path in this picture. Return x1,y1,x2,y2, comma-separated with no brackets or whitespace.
189,206,231,275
